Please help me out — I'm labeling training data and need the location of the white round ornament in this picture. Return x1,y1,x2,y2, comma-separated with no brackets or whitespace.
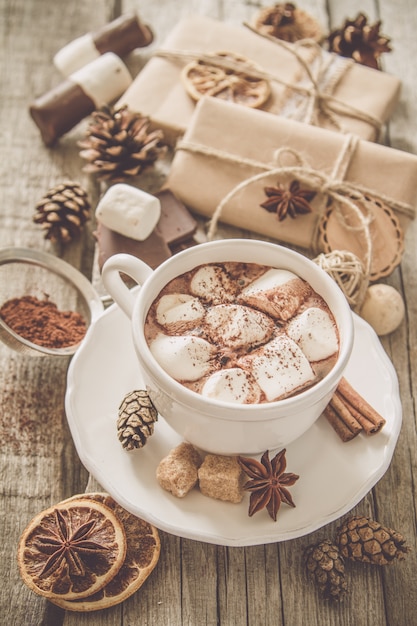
359,284,405,336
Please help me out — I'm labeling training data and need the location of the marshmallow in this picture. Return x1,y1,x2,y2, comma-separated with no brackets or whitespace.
243,269,299,293
286,307,339,361
29,53,132,146
190,265,236,304
239,269,311,321
95,184,161,241
202,368,261,404
240,335,316,401
54,13,153,77
156,293,205,330
204,304,274,349
149,334,214,381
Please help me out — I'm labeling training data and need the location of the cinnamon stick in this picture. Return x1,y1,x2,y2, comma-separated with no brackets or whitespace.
323,402,361,442
337,377,386,434
331,393,363,435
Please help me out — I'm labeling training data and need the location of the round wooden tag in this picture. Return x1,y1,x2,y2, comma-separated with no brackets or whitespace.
318,194,404,281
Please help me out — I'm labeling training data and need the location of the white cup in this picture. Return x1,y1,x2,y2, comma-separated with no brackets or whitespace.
102,239,354,455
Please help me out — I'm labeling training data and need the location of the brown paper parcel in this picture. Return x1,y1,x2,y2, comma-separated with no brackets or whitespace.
118,15,401,144
166,97,417,278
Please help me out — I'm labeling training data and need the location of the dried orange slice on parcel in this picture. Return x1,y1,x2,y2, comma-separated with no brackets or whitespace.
48,493,161,612
17,498,126,601
181,51,271,108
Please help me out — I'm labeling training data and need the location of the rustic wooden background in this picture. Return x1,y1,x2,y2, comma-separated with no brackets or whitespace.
1,0,416,624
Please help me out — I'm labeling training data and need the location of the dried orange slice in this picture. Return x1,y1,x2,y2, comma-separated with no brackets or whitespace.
48,493,161,612
17,498,126,601
181,51,270,108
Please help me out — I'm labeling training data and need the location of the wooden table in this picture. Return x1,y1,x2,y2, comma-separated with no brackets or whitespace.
1,0,416,624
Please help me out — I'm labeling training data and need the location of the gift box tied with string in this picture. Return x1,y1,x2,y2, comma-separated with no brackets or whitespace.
118,15,401,144
166,97,417,282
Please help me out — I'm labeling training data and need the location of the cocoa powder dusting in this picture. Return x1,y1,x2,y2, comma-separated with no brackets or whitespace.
0,295,87,348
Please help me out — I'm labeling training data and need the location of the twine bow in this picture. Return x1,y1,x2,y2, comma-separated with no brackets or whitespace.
242,22,381,134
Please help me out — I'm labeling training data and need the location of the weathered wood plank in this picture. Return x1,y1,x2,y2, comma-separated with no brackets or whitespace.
0,1,111,624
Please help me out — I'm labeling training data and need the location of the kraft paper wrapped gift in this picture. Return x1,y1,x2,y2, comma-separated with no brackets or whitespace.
165,97,417,280
118,15,401,144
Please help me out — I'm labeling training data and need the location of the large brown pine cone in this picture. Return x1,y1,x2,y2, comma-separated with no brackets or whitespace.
79,105,167,183
326,12,392,69
336,515,410,565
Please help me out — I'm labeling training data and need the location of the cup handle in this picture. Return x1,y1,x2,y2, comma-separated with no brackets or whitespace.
102,253,153,318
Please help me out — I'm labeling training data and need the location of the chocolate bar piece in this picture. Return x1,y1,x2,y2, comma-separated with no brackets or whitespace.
95,222,171,270
95,188,198,270
156,189,198,246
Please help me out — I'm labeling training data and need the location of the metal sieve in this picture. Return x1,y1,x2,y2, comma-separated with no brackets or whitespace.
0,247,104,357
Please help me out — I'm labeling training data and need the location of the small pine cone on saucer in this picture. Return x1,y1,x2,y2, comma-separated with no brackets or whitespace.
304,540,348,601
33,181,90,244
117,390,158,451
79,105,167,183
336,515,410,565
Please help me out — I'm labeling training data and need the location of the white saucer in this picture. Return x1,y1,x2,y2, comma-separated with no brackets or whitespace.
65,300,402,546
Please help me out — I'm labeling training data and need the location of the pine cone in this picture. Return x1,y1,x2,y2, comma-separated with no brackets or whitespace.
253,3,322,43
326,12,392,69
33,181,90,244
336,515,410,565
79,105,167,183
117,390,158,451
304,540,347,601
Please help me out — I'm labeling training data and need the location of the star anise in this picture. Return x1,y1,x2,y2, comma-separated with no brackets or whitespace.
35,508,110,578
238,449,299,521
260,180,316,221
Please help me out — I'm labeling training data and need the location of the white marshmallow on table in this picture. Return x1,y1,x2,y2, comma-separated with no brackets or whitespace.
240,335,316,401
286,307,339,361
201,368,262,404
149,334,214,382
95,183,161,240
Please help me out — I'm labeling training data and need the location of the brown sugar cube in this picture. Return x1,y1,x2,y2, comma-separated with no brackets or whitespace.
198,455,245,504
156,442,202,498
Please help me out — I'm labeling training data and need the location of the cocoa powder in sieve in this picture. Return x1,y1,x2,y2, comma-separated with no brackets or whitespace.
0,295,87,349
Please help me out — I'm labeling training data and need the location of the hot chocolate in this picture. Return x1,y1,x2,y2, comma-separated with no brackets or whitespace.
144,261,340,404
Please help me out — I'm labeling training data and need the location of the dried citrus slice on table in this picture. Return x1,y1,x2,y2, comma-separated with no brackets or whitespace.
48,493,161,612
181,51,271,108
17,497,126,601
